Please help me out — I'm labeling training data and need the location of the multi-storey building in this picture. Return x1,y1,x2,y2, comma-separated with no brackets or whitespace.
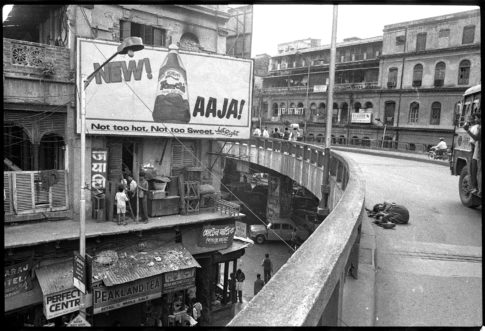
258,8,480,149
4,5,253,327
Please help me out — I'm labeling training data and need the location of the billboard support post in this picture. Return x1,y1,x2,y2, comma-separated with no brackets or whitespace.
78,37,144,319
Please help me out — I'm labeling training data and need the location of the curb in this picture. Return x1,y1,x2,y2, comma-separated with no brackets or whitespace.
332,146,449,166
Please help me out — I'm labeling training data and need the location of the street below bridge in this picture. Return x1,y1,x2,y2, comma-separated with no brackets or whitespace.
339,151,482,326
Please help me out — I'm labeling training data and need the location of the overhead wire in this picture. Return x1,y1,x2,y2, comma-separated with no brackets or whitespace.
77,7,297,252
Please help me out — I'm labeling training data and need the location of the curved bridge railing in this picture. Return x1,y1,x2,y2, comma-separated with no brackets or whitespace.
217,137,366,326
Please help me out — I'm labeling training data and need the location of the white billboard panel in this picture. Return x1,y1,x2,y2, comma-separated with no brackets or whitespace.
76,39,253,139
351,113,372,123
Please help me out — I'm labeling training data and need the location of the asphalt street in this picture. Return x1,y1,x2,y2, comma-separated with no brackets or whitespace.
339,151,482,327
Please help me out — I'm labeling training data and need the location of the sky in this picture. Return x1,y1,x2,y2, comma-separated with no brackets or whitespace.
250,5,478,57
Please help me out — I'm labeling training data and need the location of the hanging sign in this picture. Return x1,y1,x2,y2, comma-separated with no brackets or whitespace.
4,260,33,297
67,314,91,327
162,268,196,293
91,149,108,190
73,252,86,294
235,221,247,238
313,85,327,92
92,275,163,314
198,224,236,248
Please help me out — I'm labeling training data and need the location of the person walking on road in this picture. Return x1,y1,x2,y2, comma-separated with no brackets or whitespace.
261,253,273,283
235,269,245,303
253,273,264,296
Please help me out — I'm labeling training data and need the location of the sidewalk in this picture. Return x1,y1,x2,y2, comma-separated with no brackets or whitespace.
341,214,376,326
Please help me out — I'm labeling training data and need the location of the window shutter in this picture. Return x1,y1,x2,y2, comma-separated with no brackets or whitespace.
108,142,123,181
153,28,165,47
144,26,153,46
171,141,196,176
120,20,131,41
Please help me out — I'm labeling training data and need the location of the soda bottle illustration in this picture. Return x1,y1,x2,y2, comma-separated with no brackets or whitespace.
152,44,190,123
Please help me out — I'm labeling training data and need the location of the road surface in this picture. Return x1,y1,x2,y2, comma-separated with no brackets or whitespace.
340,151,482,327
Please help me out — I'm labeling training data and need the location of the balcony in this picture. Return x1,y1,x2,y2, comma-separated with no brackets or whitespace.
3,38,72,81
262,86,309,95
334,81,379,91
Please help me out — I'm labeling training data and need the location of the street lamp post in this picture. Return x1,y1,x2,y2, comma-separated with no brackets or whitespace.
78,36,144,319
375,117,387,148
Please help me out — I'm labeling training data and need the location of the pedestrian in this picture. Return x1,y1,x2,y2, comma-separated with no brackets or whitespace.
261,253,273,283
289,228,298,252
191,298,202,324
253,273,264,296
464,116,481,196
291,127,300,141
253,126,261,137
235,269,245,303
262,127,269,138
272,128,282,139
137,172,149,223
229,273,237,303
283,127,291,140
127,175,137,217
115,185,129,226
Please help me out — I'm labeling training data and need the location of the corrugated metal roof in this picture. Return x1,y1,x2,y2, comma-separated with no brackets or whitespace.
94,243,200,287
35,260,73,295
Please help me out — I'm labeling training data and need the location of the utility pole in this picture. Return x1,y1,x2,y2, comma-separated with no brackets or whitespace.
318,5,338,220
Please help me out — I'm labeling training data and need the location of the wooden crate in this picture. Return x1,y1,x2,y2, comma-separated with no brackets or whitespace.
148,196,180,217
148,190,166,199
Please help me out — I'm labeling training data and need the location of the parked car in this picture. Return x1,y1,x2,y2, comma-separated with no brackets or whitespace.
249,218,310,244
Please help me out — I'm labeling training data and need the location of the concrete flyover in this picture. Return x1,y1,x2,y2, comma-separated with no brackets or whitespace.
217,137,365,326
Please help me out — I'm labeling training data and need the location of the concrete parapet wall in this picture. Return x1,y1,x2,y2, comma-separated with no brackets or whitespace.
220,139,365,326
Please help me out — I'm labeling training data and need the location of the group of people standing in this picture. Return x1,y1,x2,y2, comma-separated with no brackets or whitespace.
253,126,301,141
114,171,149,225
228,253,274,304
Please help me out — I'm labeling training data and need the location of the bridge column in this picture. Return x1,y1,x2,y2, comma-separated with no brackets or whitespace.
266,174,292,221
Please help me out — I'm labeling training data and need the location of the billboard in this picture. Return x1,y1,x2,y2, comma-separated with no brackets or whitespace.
351,112,372,123
77,38,253,139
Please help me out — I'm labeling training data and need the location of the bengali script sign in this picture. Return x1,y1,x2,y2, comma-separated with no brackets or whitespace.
5,260,33,297
91,149,108,190
162,268,196,293
198,224,235,248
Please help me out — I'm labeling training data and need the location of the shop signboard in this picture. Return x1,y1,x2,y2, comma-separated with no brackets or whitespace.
44,288,81,320
77,38,253,139
92,275,163,314
91,149,108,190
313,84,327,92
198,224,236,248
162,268,196,293
351,112,372,123
235,221,247,238
5,260,33,297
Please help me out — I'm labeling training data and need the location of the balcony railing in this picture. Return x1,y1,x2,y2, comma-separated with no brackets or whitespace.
334,81,379,91
4,170,69,221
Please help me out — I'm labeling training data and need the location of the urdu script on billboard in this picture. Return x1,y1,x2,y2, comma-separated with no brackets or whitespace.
77,39,253,139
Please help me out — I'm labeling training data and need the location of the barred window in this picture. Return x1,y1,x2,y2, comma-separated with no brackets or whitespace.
458,60,471,85
412,64,423,87
434,62,446,86
409,102,419,123
416,33,427,51
430,102,441,125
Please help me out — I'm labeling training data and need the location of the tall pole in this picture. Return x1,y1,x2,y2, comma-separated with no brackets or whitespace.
79,76,87,318
318,5,338,220
304,57,311,136
325,5,338,148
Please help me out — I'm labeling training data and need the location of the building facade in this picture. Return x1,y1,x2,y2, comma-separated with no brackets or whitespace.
257,9,480,149
4,4,253,327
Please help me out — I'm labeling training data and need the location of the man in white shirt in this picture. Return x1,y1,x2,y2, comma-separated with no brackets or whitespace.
253,126,261,137
127,175,137,217
432,138,447,156
262,127,269,138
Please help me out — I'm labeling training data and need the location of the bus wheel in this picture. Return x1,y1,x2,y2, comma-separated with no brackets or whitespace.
459,167,481,208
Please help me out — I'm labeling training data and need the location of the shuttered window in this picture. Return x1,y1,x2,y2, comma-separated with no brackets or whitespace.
107,142,123,181
416,33,427,51
120,20,166,47
462,25,475,44
171,141,197,176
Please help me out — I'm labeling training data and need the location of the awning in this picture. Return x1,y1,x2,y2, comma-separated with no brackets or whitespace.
218,239,251,255
94,242,200,287
35,259,74,296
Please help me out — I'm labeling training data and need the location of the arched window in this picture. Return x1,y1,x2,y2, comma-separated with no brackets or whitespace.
364,101,373,110
317,134,324,143
297,102,304,115
318,103,326,117
272,103,279,116
331,135,336,144
4,124,33,170
351,136,360,145
434,62,446,87
412,64,423,87
338,135,346,145
384,101,396,125
458,60,471,85
409,102,419,123
280,102,286,115
179,32,200,52
362,137,371,147
332,103,338,124
39,133,65,170
353,102,361,113
340,103,348,124
310,103,317,116
430,102,441,125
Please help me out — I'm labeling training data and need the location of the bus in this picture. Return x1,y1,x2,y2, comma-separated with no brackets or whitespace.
450,84,481,208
